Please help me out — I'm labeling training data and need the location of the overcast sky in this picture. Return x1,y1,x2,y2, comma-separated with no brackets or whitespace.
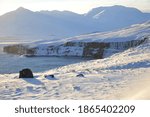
0,0,150,15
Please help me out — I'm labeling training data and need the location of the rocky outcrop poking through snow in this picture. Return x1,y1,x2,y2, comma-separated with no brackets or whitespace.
83,42,109,58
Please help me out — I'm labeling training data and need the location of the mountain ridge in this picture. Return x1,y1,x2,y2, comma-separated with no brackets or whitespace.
0,5,150,40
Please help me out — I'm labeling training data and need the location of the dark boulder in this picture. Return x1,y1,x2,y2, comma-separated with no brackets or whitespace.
19,68,34,78
44,74,57,80
76,73,84,77
44,75,54,78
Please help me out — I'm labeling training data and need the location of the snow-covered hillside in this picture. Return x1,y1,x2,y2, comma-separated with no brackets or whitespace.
0,5,150,40
3,21,150,58
65,21,150,42
0,37,150,99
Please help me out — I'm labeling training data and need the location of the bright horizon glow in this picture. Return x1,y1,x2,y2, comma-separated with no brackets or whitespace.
0,0,150,15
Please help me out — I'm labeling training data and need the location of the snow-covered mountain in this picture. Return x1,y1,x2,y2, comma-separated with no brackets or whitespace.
85,5,150,30
0,5,150,40
4,21,150,58
0,7,93,40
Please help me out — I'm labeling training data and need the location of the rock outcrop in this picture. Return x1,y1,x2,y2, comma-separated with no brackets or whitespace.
3,44,36,56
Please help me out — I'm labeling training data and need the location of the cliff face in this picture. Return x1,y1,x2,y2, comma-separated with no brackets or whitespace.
82,37,147,58
3,37,148,59
3,45,36,55
83,42,109,58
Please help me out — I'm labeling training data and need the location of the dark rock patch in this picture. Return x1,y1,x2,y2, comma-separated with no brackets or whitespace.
44,75,54,78
19,68,34,78
44,74,58,80
76,73,85,77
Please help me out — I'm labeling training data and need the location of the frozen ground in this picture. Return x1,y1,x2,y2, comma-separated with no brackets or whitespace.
0,39,149,99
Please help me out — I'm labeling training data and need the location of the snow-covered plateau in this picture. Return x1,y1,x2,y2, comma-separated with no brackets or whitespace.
0,35,150,99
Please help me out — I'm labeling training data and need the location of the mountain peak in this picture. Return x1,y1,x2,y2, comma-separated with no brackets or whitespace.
15,7,32,12
85,5,142,18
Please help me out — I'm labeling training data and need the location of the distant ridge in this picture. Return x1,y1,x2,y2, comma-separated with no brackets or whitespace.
0,5,150,40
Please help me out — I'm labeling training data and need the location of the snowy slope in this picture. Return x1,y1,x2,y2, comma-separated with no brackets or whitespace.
5,21,148,58
0,37,150,99
0,5,150,40
3,21,150,59
64,20,150,42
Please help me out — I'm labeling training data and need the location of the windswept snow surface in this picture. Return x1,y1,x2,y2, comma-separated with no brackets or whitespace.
0,38,150,99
